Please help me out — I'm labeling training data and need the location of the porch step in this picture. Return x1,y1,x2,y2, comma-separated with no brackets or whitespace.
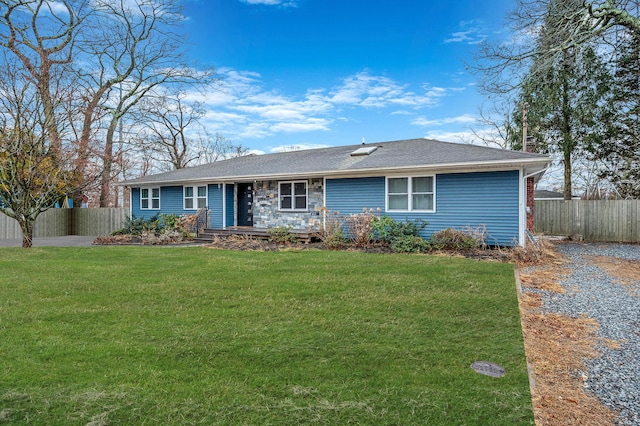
195,228,320,244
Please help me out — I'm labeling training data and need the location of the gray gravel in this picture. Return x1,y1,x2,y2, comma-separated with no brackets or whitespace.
523,242,640,425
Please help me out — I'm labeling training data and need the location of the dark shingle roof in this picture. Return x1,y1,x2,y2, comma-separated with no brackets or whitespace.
122,138,550,186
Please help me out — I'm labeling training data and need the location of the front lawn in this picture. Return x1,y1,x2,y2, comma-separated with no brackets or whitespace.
0,247,533,425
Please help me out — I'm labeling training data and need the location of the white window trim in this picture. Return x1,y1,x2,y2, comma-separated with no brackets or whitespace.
278,180,308,211
385,175,436,213
140,187,161,210
183,185,208,210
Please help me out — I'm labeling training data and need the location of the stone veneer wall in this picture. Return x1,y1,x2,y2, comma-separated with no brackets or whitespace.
253,178,324,230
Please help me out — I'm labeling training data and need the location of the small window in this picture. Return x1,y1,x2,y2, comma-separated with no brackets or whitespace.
279,181,307,211
141,187,160,210
184,185,207,210
387,176,434,212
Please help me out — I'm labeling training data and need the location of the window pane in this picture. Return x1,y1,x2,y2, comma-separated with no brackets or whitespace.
152,199,160,209
141,188,149,198
185,187,193,197
152,188,160,198
413,194,433,210
281,196,292,209
197,198,206,208
294,182,306,195
388,178,408,194
185,198,193,209
412,177,433,193
294,195,306,209
280,183,291,195
197,186,207,197
141,199,149,209
389,194,408,210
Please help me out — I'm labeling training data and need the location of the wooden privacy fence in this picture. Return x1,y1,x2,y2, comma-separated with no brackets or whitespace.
535,199,640,242
0,208,128,240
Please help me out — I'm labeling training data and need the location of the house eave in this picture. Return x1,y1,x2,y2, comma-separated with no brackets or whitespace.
121,158,551,187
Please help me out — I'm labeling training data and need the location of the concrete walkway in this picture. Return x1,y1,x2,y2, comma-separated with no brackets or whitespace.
0,236,97,247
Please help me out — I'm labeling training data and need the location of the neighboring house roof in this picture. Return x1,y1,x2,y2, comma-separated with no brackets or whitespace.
121,138,550,186
535,190,579,200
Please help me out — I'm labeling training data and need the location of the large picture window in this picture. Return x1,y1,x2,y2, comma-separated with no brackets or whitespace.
387,176,434,212
279,181,307,211
141,188,160,210
184,186,207,210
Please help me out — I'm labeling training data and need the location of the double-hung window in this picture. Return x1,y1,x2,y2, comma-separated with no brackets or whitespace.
387,176,435,212
184,185,207,210
141,188,160,210
279,181,307,211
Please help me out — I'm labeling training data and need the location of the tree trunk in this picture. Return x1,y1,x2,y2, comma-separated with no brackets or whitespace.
19,216,36,248
99,116,119,207
563,149,573,200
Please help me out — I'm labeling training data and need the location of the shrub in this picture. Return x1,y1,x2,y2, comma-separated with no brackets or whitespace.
268,226,297,244
371,215,429,253
159,213,180,230
112,215,161,236
371,215,428,242
345,208,379,247
390,235,431,253
322,227,347,250
430,228,480,250
141,229,186,245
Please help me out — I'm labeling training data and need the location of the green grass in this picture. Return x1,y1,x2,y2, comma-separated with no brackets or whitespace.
0,247,533,425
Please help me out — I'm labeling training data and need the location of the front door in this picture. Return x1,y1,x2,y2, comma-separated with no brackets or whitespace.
237,183,254,227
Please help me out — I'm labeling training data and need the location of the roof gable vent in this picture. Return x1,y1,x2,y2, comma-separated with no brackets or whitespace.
350,146,378,156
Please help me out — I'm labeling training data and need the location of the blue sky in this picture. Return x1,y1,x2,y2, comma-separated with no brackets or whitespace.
181,0,514,154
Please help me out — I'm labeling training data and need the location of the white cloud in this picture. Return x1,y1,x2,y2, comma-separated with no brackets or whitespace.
329,72,447,109
195,68,459,141
444,20,487,45
239,0,299,6
412,114,477,127
47,1,70,14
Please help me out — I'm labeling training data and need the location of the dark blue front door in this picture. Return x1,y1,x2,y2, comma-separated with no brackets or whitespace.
237,183,253,226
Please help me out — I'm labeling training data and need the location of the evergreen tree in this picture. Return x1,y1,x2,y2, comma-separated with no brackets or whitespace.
505,0,615,199
593,32,640,198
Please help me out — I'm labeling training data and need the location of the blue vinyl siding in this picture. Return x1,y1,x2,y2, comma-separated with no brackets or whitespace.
208,184,224,228
326,171,520,246
325,177,386,215
226,184,234,227
132,185,225,228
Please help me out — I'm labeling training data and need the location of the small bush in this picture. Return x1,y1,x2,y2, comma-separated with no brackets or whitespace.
371,215,429,253
159,213,180,230
112,215,161,236
141,229,186,245
268,226,297,244
430,228,480,250
390,235,431,253
322,227,347,250
371,215,428,242
345,208,379,247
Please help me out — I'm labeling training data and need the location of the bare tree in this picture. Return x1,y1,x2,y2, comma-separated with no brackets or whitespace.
0,0,215,208
136,92,204,170
0,0,87,156
136,90,247,171
82,0,214,206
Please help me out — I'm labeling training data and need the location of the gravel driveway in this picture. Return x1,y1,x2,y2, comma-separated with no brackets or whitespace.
534,243,640,425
